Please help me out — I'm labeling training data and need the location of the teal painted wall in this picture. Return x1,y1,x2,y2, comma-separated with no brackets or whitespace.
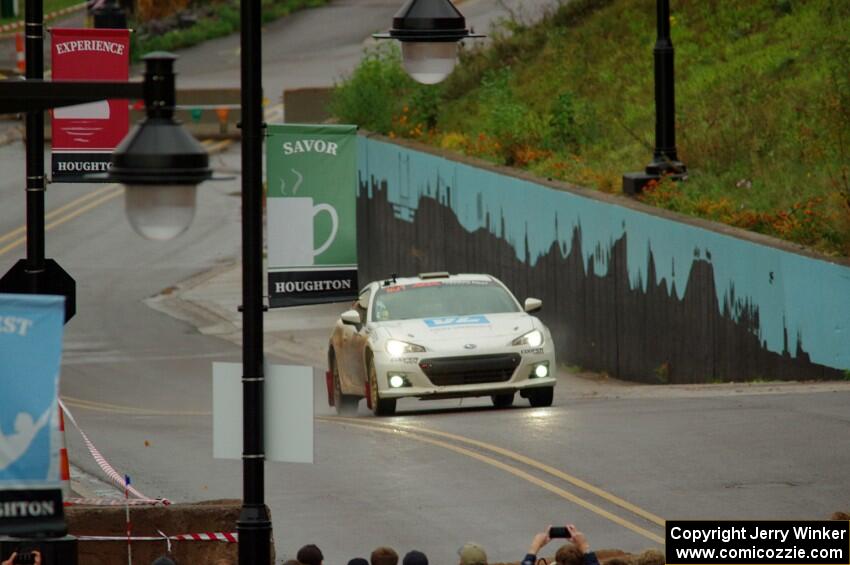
357,135,850,380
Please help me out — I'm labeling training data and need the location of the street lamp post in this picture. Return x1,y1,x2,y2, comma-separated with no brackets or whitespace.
622,0,687,195
236,0,270,562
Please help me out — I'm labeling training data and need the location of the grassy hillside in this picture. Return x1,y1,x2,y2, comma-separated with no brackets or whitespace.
331,0,850,256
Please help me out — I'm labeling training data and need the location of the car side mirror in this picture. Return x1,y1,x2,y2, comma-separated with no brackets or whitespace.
524,298,542,313
341,309,362,326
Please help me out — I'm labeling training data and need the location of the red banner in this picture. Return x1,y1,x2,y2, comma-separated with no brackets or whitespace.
51,28,130,182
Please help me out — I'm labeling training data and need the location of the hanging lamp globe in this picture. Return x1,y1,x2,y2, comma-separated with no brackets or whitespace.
374,0,484,85
105,53,212,241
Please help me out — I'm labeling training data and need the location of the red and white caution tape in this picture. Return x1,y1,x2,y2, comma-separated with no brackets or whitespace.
65,498,168,507
75,532,238,543
59,399,171,505
172,532,238,542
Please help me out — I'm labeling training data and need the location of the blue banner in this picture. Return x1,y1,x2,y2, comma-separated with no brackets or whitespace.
0,294,65,489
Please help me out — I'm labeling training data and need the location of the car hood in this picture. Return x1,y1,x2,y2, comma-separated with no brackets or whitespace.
375,313,537,351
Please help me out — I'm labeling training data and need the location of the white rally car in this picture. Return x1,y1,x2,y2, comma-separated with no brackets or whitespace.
326,272,556,416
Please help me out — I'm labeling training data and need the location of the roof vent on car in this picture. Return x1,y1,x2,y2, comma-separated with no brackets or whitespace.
418,271,450,279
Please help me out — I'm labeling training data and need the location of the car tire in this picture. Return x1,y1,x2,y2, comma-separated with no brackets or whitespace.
491,392,515,408
368,358,396,416
332,357,360,416
528,386,554,407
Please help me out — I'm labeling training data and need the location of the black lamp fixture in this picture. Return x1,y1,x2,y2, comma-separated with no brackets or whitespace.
107,53,213,240
374,0,484,84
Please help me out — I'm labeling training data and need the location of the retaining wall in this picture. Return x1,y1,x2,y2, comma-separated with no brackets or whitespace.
355,133,850,384
65,500,254,564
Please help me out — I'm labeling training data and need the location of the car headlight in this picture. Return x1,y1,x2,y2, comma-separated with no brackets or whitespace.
386,339,426,356
512,329,543,347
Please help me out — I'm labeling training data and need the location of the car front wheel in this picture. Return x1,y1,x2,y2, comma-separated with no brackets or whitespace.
332,357,360,416
368,358,396,416
528,386,554,407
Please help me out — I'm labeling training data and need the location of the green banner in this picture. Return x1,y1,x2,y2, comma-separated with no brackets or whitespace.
266,124,358,307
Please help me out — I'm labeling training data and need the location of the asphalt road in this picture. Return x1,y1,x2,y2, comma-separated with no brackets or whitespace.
1,1,849,563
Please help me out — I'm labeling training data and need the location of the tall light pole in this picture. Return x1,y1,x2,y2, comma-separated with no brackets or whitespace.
235,0,482,562
622,0,687,195
235,0,270,561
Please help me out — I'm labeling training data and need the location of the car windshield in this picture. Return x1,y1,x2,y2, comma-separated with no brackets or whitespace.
371,280,520,322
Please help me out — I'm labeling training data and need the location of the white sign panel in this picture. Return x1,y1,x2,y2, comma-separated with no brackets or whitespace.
213,362,314,464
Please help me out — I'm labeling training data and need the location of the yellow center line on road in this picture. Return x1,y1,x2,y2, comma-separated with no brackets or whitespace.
55,393,663,543
321,418,665,545
324,415,666,528
0,186,124,257
61,395,211,417
0,184,120,246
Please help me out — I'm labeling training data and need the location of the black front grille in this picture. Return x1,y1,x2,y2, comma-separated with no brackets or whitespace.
419,353,521,386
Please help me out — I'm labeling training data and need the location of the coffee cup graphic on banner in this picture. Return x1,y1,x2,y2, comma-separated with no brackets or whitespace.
268,197,339,266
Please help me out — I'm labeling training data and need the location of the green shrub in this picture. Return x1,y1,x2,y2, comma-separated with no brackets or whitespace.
329,44,415,134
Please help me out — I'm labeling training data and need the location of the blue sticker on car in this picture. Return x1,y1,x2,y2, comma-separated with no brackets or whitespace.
424,315,490,328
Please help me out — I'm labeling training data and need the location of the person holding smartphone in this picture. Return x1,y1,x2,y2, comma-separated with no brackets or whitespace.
520,524,600,565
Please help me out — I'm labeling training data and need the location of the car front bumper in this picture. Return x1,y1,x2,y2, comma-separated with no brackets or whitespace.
372,346,556,400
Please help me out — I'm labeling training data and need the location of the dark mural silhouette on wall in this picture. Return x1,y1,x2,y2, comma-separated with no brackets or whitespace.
356,174,842,384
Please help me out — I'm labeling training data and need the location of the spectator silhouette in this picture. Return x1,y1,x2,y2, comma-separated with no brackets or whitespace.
403,550,428,565
556,543,583,565
371,546,399,565
151,556,177,565
348,559,369,565
458,542,488,565
298,544,324,565
522,524,600,565
633,549,665,565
